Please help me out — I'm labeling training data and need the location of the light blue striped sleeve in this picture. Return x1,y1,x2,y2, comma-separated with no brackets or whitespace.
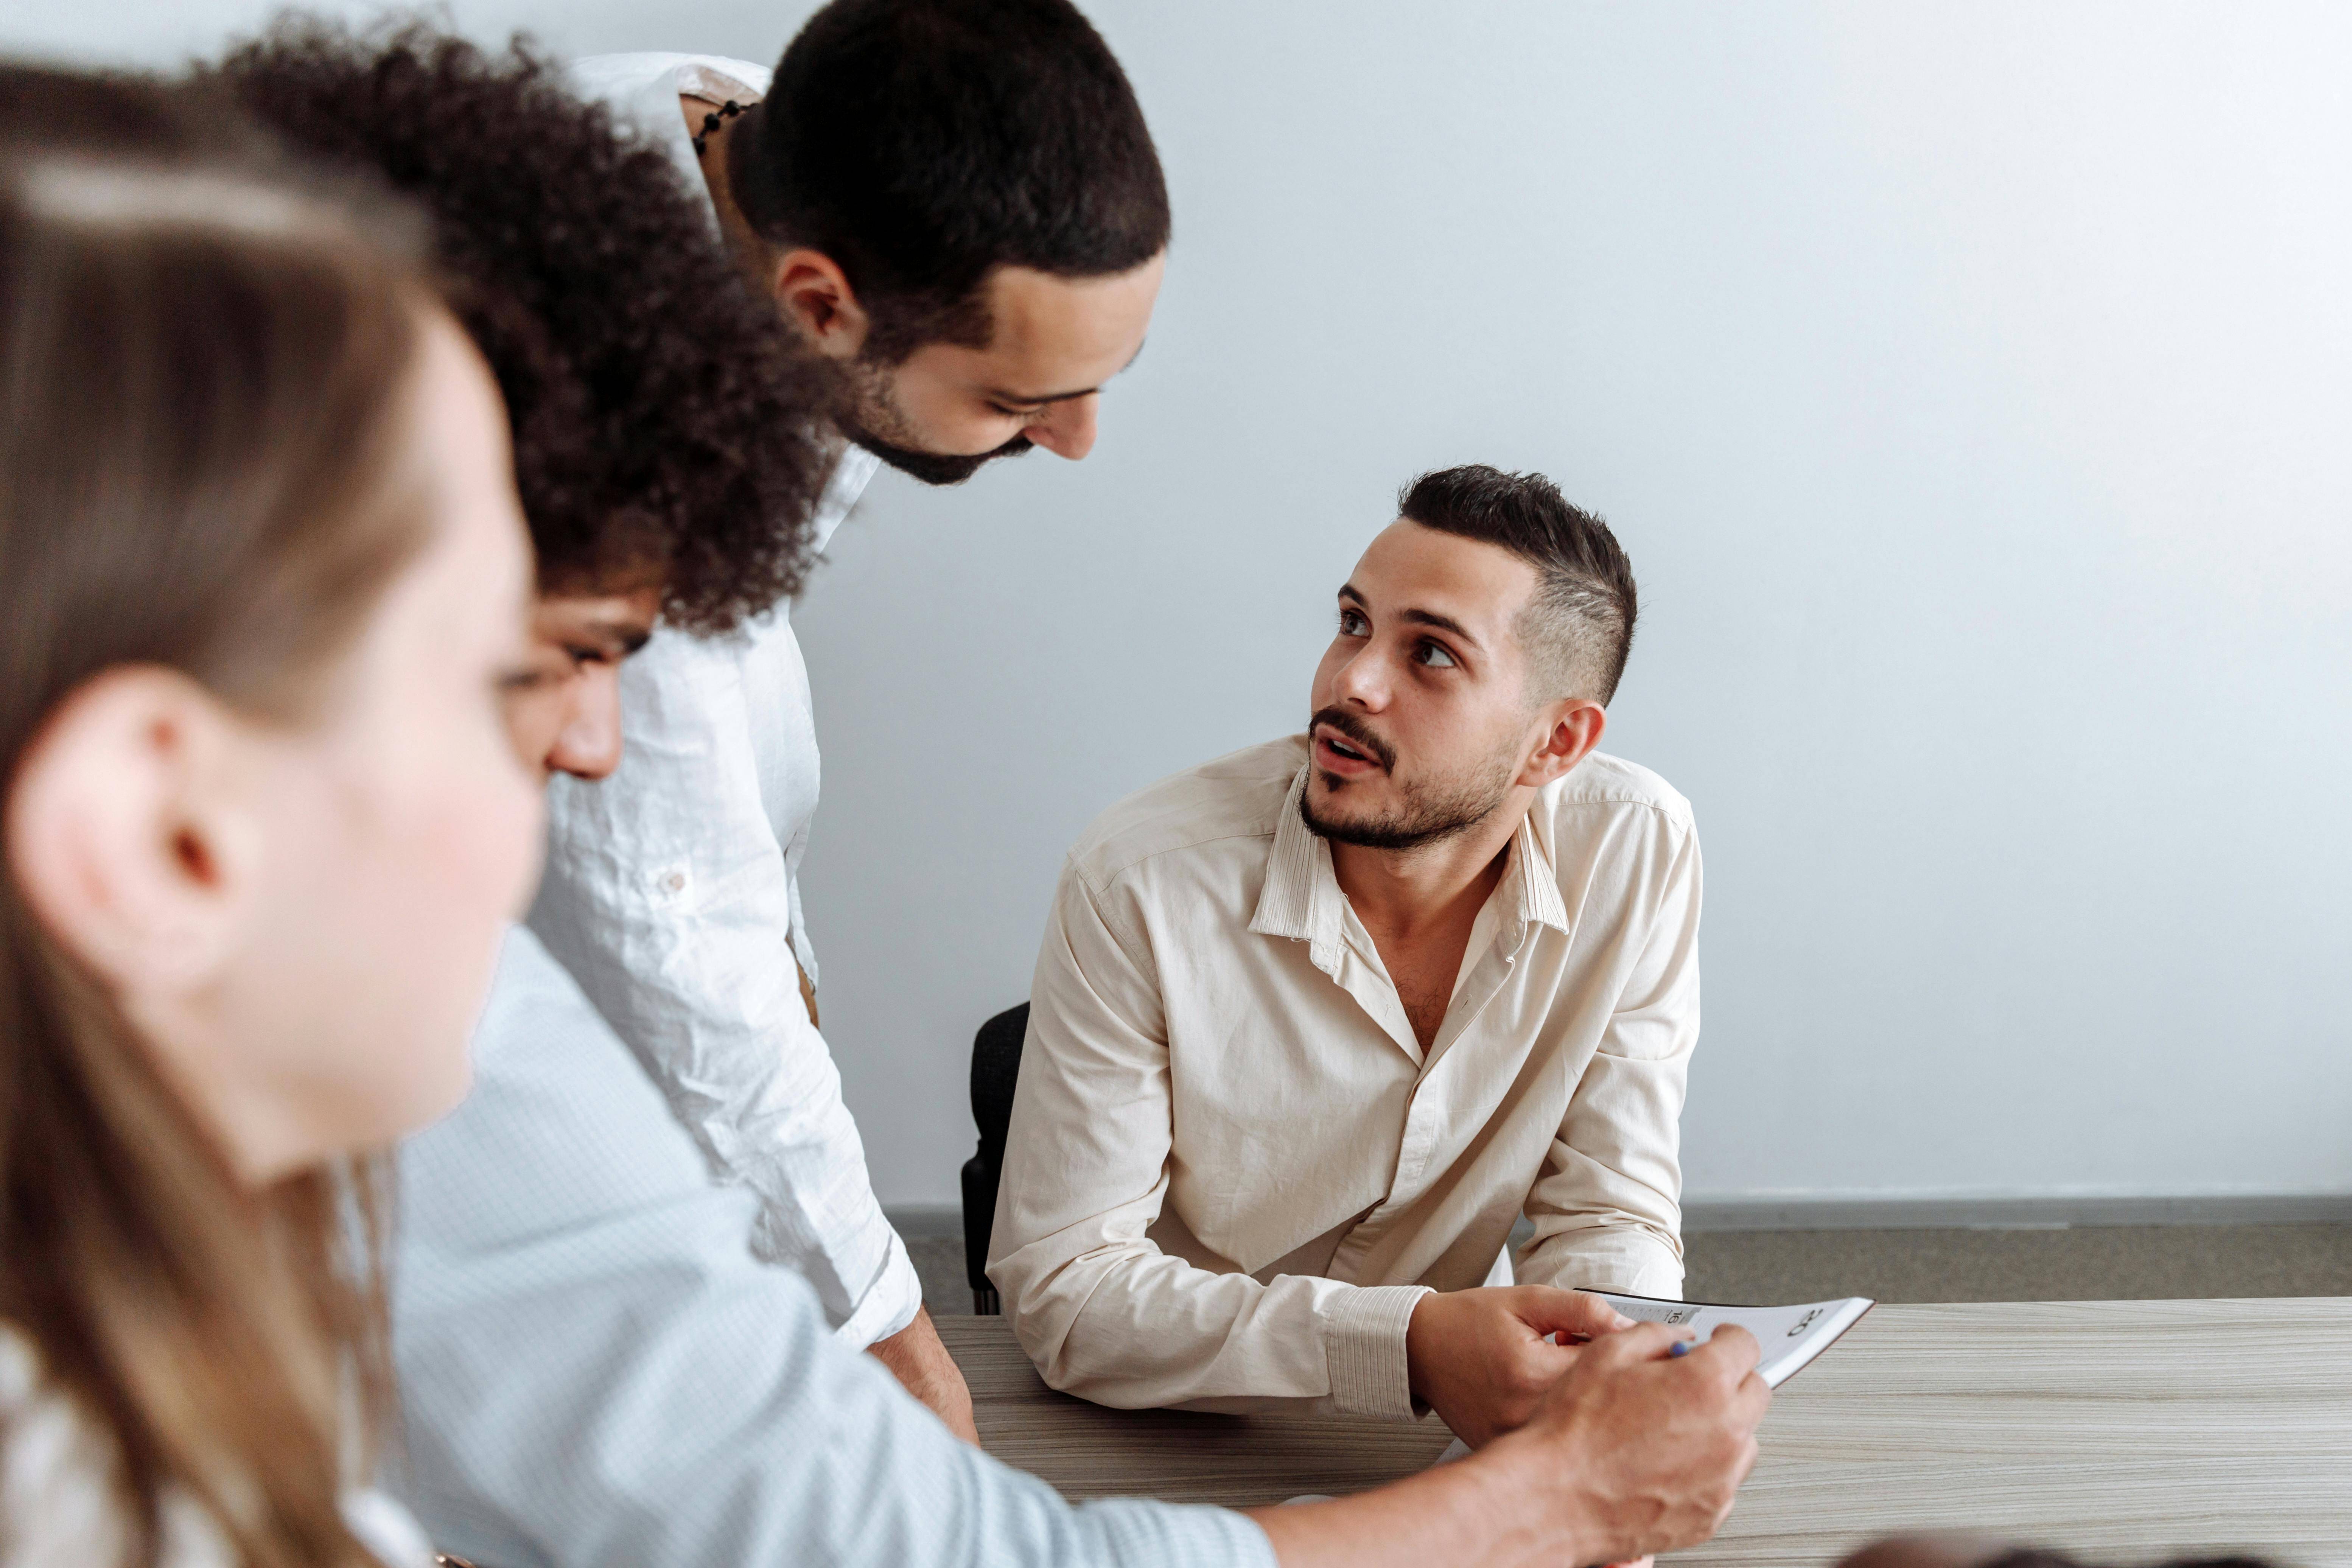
390,928,1275,1568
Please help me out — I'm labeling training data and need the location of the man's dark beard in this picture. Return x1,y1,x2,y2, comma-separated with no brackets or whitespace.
824,346,1038,485
843,418,1034,487
1299,706,1512,851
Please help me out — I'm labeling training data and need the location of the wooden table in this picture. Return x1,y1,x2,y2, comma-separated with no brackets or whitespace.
938,1299,2352,1567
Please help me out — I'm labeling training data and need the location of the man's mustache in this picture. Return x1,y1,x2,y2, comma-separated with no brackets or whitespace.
1309,707,1396,772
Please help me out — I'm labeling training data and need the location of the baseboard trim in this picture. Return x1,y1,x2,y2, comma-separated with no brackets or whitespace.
887,1203,964,1240
891,1194,2352,1240
1682,1193,2352,1232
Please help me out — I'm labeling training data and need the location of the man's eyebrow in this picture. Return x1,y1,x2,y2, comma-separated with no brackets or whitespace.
984,338,1147,407
1335,586,1485,652
1400,607,1483,651
571,617,655,656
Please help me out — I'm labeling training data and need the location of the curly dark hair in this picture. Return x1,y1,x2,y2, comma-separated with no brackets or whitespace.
207,19,831,633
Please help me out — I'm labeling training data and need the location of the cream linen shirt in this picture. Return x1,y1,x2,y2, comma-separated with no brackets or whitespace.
990,735,1698,1420
528,51,919,1346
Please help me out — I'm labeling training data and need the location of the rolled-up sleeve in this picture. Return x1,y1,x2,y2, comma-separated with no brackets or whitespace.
1517,812,1699,1300
400,929,1274,1568
988,863,1429,1419
525,626,918,1348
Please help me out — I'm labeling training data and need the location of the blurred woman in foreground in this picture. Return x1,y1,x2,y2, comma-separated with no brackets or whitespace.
0,141,540,1563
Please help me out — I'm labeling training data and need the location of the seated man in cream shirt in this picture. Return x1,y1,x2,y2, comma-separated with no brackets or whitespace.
991,463,1697,1447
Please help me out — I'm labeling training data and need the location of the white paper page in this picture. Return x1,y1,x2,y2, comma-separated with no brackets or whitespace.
1590,1291,1874,1388
1418,1291,1876,1471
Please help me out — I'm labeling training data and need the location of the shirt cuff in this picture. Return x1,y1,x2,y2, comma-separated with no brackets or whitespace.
1521,1234,1686,1301
1619,1254,1685,1300
1321,1283,1431,1421
831,1227,924,1349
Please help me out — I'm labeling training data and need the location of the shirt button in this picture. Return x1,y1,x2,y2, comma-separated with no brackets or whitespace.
662,872,686,893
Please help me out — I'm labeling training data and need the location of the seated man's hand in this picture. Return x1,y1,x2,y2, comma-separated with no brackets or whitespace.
1403,1285,1633,1447
1496,1320,1770,1564
866,1306,980,1445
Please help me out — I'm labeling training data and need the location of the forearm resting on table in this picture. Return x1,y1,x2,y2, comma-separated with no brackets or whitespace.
866,1306,980,1445
1247,1443,1590,1568
1255,1321,1767,1568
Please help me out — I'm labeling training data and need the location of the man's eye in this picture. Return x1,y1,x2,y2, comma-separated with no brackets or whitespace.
1416,642,1458,669
993,403,1047,420
1338,610,1367,636
497,668,552,694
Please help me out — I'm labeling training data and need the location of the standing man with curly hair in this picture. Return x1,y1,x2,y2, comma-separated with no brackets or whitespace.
223,0,1162,1468
525,0,1166,1435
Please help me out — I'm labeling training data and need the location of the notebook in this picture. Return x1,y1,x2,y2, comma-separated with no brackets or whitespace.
1588,1290,1874,1388
1412,1290,1878,1471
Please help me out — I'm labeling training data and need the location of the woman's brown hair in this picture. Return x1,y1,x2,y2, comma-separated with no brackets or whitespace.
0,138,440,1566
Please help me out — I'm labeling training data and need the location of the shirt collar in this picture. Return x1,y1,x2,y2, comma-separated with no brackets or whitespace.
810,443,880,557
1248,765,1335,957
1506,792,1573,935
1250,762,1573,961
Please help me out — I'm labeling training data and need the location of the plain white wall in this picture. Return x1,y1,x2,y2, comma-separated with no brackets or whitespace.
14,3,2349,1209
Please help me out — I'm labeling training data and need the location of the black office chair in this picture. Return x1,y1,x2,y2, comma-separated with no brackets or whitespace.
960,1002,1029,1314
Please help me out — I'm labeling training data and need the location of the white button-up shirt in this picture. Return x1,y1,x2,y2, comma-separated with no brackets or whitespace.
526,51,918,1346
990,736,1698,1419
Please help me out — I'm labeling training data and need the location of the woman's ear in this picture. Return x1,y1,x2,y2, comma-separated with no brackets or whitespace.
769,246,872,361
1518,699,1608,789
6,667,257,1002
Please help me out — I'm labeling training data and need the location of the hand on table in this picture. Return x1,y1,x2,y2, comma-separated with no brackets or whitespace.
1404,1285,1633,1448
1497,1319,1769,1564
866,1305,980,1445
1249,1319,1767,1568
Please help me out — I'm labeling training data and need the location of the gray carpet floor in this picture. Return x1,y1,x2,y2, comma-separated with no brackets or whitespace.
907,1225,2352,1318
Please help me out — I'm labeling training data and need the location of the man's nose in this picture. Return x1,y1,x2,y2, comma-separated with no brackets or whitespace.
1026,393,1099,461
1328,647,1388,709
548,669,625,781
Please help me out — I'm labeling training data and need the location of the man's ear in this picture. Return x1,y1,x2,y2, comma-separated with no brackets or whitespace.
769,247,871,361
5,667,257,1000
1517,700,1607,789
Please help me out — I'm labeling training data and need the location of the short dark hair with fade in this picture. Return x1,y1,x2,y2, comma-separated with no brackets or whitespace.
1398,465,1640,705
731,0,1171,364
